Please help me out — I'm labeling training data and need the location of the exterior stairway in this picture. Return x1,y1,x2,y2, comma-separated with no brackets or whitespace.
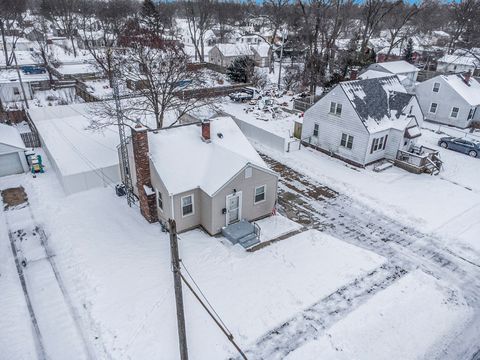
222,220,261,249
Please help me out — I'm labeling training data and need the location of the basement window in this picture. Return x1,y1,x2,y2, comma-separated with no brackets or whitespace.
181,195,194,217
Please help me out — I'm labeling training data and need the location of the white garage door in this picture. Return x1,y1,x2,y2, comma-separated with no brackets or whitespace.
0,152,24,177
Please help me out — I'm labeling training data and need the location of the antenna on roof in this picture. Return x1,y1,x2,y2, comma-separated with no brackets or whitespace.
113,71,135,207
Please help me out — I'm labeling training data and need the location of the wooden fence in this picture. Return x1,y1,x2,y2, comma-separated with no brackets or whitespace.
20,131,41,148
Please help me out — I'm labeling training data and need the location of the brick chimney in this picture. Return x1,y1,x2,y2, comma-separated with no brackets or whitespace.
464,71,472,85
131,125,158,223
350,69,358,80
201,120,211,142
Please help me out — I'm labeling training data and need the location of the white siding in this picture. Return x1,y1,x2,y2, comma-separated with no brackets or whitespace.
415,76,472,128
302,86,371,165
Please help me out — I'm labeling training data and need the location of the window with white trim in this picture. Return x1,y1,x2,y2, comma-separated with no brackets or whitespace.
340,133,354,149
313,123,319,137
254,185,266,204
329,102,342,116
450,107,459,118
157,191,163,211
181,195,194,216
13,87,20,95
429,103,438,114
370,135,388,153
432,82,440,93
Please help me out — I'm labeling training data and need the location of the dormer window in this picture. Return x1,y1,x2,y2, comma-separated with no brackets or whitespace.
433,82,440,93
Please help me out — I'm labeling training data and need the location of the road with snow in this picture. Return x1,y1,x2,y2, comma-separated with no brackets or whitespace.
240,155,480,359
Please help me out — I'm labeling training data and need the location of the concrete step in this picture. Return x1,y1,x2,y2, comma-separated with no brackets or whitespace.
238,233,260,249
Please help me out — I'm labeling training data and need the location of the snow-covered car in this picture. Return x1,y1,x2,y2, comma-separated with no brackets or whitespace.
229,91,253,102
438,136,480,157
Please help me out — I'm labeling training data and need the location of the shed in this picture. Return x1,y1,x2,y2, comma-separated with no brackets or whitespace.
27,104,120,194
0,123,28,177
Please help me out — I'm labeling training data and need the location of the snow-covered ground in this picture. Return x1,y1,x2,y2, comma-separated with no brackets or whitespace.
0,165,387,359
286,270,472,360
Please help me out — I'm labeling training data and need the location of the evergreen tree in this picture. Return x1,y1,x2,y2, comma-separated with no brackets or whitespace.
403,38,414,64
227,56,255,83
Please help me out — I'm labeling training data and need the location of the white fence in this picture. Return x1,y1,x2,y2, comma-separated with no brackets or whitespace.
232,118,288,152
431,124,480,141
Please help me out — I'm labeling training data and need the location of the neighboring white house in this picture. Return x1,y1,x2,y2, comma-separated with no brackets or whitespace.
0,123,29,177
0,37,33,52
250,44,272,68
436,54,479,75
415,73,480,128
301,76,424,167
365,60,419,92
0,70,50,108
28,104,121,194
124,117,279,236
208,44,254,68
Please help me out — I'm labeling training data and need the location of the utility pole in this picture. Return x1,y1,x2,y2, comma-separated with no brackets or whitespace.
277,29,286,90
169,219,189,360
12,46,29,110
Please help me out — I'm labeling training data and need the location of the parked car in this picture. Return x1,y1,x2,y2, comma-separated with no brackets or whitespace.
21,65,46,75
438,136,480,157
229,87,260,102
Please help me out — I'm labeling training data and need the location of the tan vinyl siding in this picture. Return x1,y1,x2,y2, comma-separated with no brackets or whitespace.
210,166,278,235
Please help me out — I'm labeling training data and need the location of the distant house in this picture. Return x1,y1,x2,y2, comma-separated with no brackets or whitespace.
364,60,419,92
208,44,254,68
125,117,278,236
250,44,272,68
301,76,424,167
0,123,28,177
415,73,480,128
436,54,479,75
0,69,50,107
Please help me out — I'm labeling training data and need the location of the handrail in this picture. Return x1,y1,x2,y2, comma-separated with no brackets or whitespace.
253,222,261,240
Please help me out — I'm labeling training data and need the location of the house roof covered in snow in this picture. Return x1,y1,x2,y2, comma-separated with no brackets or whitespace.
148,117,275,196
359,70,407,83
441,74,480,106
374,60,419,74
437,54,479,67
27,104,119,176
214,44,253,57
0,69,50,84
0,123,25,150
340,76,417,133
251,44,271,58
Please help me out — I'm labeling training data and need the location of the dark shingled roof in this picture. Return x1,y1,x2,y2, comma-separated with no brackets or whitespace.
340,76,413,131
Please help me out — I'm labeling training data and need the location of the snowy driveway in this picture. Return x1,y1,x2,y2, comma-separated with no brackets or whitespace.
241,155,480,359
1,187,95,360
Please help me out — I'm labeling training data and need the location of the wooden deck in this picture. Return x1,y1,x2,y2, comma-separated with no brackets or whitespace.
395,146,442,175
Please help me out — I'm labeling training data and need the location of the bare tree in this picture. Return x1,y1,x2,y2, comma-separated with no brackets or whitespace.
183,0,214,62
40,0,80,57
446,0,479,52
382,1,422,61
116,43,200,129
0,0,27,66
30,17,55,84
79,0,135,86
359,0,399,54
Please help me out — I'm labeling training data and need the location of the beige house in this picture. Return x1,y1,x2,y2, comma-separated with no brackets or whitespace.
126,117,278,235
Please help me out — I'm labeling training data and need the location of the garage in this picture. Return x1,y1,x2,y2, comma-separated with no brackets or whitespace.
0,123,28,177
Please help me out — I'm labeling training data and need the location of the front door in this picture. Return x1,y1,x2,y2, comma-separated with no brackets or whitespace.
226,192,242,225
